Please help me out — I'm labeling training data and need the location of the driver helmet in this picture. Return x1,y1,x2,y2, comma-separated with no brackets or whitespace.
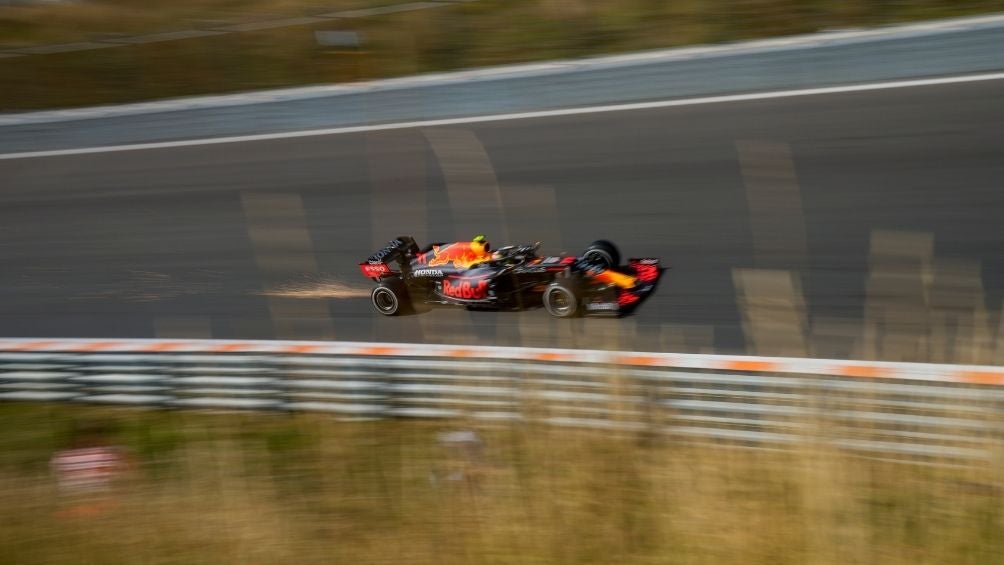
472,234,490,255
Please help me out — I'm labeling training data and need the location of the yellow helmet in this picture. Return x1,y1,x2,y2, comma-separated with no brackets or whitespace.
471,234,490,254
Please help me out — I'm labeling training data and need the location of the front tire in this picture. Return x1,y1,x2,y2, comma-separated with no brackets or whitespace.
371,279,410,316
543,279,580,318
582,240,620,268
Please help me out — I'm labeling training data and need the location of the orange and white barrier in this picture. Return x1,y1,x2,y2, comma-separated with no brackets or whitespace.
1,338,1002,463
0,337,1001,385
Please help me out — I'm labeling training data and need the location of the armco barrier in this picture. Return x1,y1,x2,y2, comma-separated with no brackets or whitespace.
1,338,1002,463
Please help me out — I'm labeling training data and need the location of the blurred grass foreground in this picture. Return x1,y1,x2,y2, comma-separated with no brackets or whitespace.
3,402,1004,564
2,0,1004,109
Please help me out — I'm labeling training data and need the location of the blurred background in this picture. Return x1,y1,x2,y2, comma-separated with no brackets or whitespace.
2,1,1004,563
0,0,1003,108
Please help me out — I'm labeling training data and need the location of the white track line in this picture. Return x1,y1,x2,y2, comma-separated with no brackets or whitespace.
3,71,1004,161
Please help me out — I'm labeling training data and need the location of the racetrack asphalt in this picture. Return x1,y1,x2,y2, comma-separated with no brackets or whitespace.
1,78,1002,356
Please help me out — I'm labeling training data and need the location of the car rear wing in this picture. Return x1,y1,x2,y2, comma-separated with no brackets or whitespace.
359,236,420,279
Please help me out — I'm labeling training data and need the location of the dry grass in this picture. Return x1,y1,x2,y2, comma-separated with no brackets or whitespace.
0,0,383,45
2,0,1004,109
1,402,1003,564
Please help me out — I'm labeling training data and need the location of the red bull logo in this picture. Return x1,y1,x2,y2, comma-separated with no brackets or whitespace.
427,242,491,269
442,277,490,300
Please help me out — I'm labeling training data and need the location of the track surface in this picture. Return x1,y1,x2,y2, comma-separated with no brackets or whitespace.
1,79,1002,353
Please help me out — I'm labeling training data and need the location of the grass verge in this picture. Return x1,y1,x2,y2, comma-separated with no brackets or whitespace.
1,401,1003,564
2,0,1004,110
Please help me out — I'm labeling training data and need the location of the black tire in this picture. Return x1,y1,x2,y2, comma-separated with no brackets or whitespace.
370,278,410,316
543,279,580,318
582,240,620,268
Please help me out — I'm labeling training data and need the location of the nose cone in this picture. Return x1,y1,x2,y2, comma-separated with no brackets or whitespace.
594,269,637,289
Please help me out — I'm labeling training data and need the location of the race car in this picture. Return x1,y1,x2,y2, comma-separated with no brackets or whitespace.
359,235,663,318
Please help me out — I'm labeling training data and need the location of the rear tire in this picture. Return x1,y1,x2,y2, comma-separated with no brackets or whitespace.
543,279,580,318
582,240,620,268
371,278,410,316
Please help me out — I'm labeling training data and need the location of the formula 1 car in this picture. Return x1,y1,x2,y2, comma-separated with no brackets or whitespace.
359,236,662,318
